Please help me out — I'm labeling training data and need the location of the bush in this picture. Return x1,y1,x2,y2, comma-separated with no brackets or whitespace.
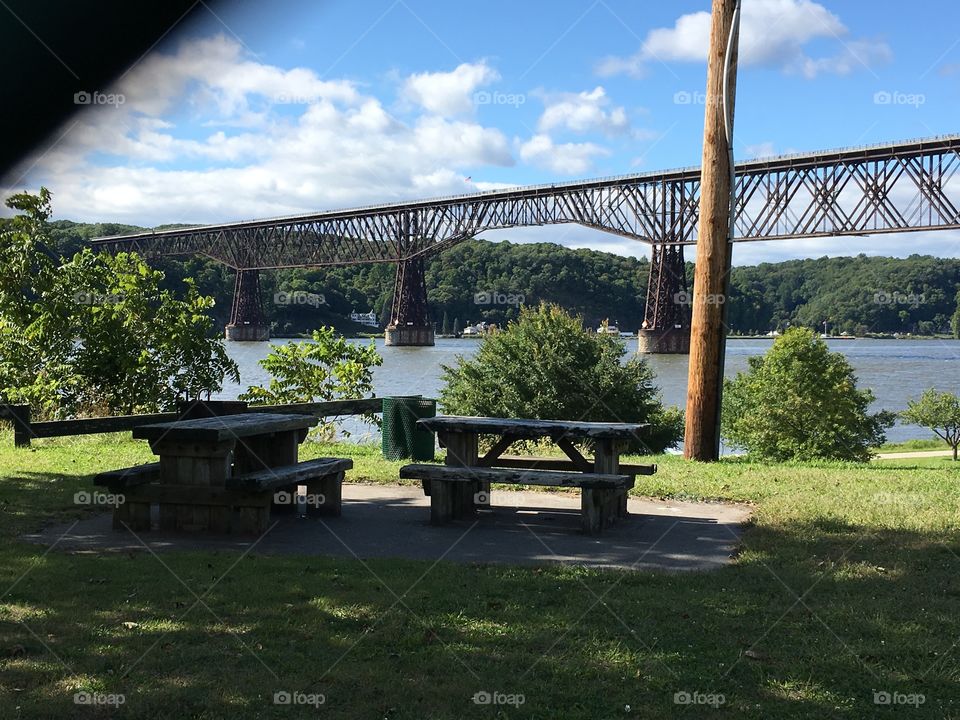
900,389,960,461
239,327,382,438
439,303,683,453
721,327,894,461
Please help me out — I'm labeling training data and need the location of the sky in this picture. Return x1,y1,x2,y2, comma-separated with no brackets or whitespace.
4,0,960,265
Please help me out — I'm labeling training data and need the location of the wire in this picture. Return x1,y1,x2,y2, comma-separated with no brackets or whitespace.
722,0,742,244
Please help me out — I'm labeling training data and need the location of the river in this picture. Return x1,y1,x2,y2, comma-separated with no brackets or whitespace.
216,338,959,445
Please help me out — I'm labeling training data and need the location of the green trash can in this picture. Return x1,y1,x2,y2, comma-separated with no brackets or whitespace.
382,395,437,461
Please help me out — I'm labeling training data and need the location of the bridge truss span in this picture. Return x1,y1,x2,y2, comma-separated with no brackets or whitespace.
90,134,960,347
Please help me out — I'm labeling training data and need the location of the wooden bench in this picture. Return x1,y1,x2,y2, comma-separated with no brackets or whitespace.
491,455,656,476
93,463,161,530
228,457,352,531
92,457,351,534
400,463,634,535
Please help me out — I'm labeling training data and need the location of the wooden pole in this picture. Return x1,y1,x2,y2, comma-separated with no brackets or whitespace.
684,0,740,461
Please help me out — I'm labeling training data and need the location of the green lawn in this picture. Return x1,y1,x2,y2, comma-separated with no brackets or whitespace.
1,432,958,718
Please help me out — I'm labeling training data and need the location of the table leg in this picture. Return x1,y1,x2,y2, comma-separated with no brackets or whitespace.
588,438,626,533
234,430,301,516
443,431,482,516
152,440,234,532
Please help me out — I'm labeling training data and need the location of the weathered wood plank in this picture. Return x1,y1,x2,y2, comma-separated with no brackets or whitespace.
32,412,178,439
400,464,633,488
246,398,382,417
417,415,649,440
229,458,353,491
93,462,161,488
488,455,656,476
133,413,318,443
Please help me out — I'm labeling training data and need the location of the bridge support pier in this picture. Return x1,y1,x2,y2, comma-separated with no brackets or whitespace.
385,257,434,346
225,268,270,342
637,244,691,354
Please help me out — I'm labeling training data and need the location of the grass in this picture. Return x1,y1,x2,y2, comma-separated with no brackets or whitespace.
878,438,947,453
1,431,959,718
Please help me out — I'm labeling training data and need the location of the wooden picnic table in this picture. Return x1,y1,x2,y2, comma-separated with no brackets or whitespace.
118,413,322,533
401,415,653,534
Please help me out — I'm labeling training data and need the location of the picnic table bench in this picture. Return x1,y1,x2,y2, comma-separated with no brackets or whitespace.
399,415,655,535
93,413,351,534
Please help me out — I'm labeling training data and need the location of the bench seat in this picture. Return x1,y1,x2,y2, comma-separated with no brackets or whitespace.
399,463,633,535
490,455,656,476
92,457,352,534
93,462,161,489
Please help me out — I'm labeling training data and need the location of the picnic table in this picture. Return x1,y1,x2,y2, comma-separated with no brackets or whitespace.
399,415,655,535
94,413,351,534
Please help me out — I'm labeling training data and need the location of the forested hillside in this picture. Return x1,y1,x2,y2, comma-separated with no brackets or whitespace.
46,221,960,336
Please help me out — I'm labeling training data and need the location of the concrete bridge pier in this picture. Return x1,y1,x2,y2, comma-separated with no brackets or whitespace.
637,243,691,354
225,268,270,341
385,257,434,346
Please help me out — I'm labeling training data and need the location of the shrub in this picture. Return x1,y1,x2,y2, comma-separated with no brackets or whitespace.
721,327,894,461
439,303,683,453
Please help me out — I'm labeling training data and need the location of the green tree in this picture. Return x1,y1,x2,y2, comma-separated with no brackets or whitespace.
721,327,894,461
900,389,960,460
441,311,451,336
439,303,683,453
952,290,960,339
0,189,239,418
239,327,382,437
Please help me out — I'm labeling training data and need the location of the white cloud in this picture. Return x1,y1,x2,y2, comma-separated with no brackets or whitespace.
518,134,609,175
537,86,629,136
402,62,500,116
597,0,890,78
2,37,516,225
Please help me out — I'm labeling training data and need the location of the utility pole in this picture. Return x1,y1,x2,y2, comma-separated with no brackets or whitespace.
684,0,741,461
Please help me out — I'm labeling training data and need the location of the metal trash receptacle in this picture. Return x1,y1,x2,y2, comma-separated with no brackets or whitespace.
381,395,436,461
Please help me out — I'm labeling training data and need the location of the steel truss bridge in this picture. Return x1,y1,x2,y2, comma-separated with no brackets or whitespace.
93,134,960,347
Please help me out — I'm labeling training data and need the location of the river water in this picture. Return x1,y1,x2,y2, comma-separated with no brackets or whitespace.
217,338,960,445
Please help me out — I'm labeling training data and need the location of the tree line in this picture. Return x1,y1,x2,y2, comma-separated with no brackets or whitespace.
47,221,960,336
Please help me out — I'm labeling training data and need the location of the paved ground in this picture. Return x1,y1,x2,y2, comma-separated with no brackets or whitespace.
875,449,953,459
23,484,752,572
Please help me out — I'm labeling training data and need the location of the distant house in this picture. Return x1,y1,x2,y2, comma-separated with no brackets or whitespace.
350,311,378,327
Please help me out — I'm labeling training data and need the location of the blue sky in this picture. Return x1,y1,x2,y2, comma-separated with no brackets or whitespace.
5,0,960,264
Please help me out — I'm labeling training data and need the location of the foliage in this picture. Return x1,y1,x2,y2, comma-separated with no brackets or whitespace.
900,388,960,460
721,327,894,461
39,223,960,337
0,190,238,418
239,327,382,437
438,303,683,453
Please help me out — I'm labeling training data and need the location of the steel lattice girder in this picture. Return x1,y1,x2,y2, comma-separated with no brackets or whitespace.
91,135,960,269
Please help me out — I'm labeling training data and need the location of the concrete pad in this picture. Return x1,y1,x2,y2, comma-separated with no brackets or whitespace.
21,484,752,572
